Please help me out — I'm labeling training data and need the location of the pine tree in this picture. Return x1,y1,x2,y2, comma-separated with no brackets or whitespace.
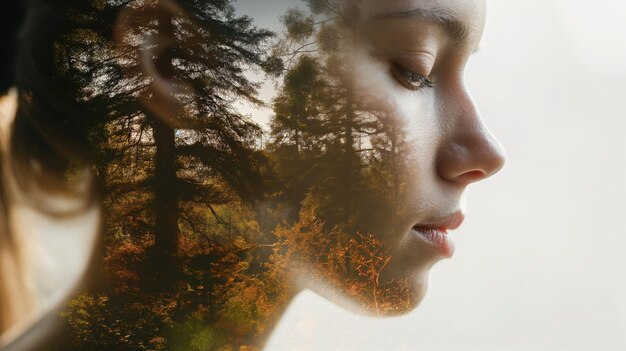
55,0,276,263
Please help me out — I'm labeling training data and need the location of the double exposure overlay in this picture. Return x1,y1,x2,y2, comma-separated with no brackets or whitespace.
1,0,505,350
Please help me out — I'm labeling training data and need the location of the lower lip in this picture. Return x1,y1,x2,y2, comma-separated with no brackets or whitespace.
411,227,454,257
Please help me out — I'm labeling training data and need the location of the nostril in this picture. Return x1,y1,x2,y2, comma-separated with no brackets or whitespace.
458,170,486,183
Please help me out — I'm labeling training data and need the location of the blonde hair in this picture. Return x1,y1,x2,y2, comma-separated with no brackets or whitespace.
0,90,36,337
0,1,98,343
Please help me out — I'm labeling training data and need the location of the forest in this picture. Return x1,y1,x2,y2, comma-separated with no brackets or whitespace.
40,0,412,349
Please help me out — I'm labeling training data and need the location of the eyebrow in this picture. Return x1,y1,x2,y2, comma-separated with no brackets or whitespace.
374,7,471,45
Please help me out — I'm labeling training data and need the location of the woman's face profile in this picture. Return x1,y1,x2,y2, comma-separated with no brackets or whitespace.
288,0,505,314
0,0,505,348
103,0,504,319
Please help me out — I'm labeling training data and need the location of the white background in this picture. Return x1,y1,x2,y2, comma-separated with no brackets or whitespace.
234,0,626,350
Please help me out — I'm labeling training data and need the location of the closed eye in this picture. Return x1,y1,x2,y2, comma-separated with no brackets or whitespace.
391,63,434,91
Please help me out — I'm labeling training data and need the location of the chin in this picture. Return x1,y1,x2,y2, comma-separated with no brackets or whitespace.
368,269,431,316
306,265,433,317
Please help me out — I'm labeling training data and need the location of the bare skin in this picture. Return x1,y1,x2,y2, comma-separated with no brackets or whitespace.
286,0,505,317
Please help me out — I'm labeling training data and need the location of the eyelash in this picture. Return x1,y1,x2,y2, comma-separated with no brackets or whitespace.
391,63,434,92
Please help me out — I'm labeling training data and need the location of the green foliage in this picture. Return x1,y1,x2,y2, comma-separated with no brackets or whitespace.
168,316,223,351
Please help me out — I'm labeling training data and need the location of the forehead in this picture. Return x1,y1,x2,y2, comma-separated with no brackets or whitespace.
360,0,486,43
362,0,485,21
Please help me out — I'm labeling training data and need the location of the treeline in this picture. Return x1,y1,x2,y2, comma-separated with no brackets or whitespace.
43,1,411,350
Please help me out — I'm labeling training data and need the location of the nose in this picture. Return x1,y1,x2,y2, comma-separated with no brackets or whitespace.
436,93,506,185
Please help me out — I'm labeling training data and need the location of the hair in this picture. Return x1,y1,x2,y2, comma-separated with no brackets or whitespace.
0,0,31,335
0,0,95,336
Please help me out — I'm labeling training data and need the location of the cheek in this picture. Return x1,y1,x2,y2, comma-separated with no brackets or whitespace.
351,55,440,144
396,92,439,148
357,75,440,177
351,59,446,223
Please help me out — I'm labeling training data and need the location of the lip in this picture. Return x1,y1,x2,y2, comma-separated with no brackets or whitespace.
411,212,465,258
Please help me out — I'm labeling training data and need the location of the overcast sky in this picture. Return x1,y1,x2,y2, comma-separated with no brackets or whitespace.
229,0,626,350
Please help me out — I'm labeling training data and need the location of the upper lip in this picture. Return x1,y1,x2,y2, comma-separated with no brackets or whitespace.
413,211,465,231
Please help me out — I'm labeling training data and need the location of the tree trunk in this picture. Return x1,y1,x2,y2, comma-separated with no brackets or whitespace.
152,4,178,259
153,116,178,257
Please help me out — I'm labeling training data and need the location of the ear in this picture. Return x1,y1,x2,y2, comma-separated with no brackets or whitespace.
113,0,193,126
